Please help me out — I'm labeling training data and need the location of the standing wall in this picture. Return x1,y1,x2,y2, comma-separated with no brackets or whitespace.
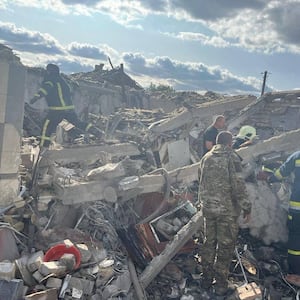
0,60,26,207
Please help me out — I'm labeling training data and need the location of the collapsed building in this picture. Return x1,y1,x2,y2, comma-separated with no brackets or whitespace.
1,43,300,299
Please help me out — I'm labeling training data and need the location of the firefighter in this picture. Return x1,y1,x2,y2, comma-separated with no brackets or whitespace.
30,63,103,147
232,125,257,149
268,151,300,274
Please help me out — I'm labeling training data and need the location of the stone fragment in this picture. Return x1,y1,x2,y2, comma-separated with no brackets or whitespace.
27,251,44,272
39,261,66,277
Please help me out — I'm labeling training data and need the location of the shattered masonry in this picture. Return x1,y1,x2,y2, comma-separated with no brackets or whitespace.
1,43,300,299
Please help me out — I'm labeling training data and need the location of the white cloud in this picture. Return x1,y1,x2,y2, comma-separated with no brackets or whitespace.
122,52,261,93
165,31,230,48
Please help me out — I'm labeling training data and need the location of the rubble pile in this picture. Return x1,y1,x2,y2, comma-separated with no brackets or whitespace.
1,43,300,299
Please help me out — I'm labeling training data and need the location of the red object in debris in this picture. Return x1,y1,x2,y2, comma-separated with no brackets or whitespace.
44,244,81,269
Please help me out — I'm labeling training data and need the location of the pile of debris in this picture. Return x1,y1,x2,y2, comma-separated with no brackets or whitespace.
2,43,300,299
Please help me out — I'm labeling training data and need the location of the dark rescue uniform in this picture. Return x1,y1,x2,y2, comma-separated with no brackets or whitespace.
35,74,93,147
202,125,218,156
272,151,300,274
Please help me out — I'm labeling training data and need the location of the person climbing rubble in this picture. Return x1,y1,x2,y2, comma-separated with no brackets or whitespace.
29,63,104,147
232,125,258,149
202,115,226,156
198,131,251,297
267,151,300,275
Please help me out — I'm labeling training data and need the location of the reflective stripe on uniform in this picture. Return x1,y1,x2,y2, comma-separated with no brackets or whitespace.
48,105,74,110
296,159,300,167
40,119,51,146
44,81,54,87
274,169,283,179
288,249,300,256
289,201,300,211
288,214,293,220
39,88,48,96
262,166,274,173
85,123,93,131
57,82,66,107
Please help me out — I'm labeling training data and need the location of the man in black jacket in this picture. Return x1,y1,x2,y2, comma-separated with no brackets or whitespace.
30,64,103,147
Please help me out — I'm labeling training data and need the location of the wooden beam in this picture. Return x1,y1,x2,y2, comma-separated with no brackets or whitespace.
138,210,203,289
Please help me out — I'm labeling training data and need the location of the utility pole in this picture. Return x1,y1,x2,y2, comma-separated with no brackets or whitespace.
261,70,268,96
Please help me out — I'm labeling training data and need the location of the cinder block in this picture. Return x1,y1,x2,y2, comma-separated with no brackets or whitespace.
27,251,44,273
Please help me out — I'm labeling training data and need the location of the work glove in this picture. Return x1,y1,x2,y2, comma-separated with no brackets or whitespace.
29,95,40,105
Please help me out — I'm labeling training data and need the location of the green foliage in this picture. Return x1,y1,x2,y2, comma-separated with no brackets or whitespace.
147,82,175,93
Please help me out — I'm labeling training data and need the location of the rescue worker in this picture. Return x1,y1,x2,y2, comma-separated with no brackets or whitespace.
232,125,257,149
30,63,103,147
202,115,225,156
198,131,251,297
268,151,300,274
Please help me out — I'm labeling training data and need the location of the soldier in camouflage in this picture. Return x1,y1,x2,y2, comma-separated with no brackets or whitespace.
198,131,251,296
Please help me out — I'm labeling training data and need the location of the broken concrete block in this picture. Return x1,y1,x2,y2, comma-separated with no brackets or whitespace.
15,255,36,286
0,261,16,280
32,270,43,283
46,277,62,289
236,282,262,300
69,277,94,296
39,261,66,277
25,288,57,300
0,279,23,300
76,243,92,263
59,253,76,271
0,228,20,261
27,251,44,272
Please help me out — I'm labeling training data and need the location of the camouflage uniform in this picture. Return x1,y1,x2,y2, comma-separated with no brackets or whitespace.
198,144,251,294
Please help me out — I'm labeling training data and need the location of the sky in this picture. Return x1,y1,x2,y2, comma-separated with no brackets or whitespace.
1,0,300,95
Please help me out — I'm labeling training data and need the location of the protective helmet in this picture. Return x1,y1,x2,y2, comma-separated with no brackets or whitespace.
46,63,59,74
237,125,257,141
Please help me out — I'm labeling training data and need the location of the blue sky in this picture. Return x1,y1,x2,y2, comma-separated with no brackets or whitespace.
1,0,300,94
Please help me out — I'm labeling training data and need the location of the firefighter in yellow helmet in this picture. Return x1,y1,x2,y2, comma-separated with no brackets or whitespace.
232,125,257,150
